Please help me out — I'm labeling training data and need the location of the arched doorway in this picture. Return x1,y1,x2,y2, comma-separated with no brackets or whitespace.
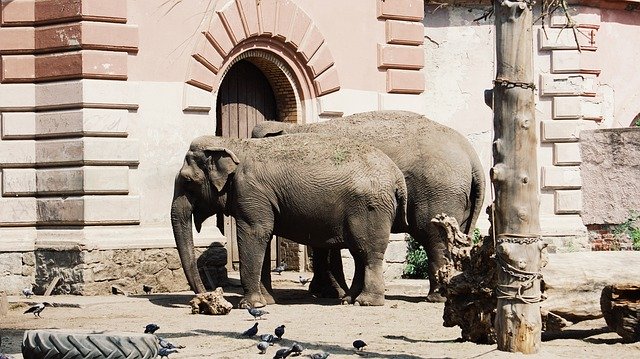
215,58,302,271
215,60,277,138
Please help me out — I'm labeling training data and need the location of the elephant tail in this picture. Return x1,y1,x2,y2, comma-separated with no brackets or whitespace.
463,154,486,235
392,170,409,233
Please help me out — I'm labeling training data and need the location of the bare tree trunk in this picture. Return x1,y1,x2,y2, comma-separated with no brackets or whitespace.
492,0,545,353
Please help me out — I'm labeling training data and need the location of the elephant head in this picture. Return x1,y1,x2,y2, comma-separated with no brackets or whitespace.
170,140,240,293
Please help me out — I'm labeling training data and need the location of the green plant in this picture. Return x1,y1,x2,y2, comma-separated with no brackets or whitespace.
613,211,640,251
403,235,429,279
471,228,482,245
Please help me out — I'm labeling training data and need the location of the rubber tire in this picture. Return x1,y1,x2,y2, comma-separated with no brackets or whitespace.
22,330,158,359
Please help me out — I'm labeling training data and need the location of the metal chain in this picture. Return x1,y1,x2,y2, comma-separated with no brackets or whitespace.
495,248,545,304
493,78,536,90
496,236,542,245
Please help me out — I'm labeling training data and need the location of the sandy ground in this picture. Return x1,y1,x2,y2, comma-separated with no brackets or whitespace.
1,272,639,359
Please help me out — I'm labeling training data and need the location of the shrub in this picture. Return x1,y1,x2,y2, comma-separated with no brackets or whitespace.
613,211,640,251
403,235,429,279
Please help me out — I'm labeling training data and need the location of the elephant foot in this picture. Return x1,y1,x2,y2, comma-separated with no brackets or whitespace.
340,295,353,305
239,294,266,309
354,292,385,306
261,291,276,305
426,292,446,303
310,285,347,299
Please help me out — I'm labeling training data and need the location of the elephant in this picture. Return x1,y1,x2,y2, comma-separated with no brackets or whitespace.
251,110,486,302
171,133,408,308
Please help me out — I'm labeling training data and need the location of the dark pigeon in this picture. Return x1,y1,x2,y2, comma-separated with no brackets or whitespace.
257,341,269,354
274,324,286,339
248,307,269,320
242,322,259,337
260,333,276,345
144,323,160,334
158,347,178,358
291,342,303,356
142,284,153,295
273,347,293,359
298,276,311,285
353,339,367,350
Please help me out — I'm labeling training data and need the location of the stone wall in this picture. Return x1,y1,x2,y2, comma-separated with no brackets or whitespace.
581,127,640,250
0,252,35,294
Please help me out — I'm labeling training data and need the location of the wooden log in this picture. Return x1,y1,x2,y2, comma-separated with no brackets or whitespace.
600,283,640,342
542,252,640,330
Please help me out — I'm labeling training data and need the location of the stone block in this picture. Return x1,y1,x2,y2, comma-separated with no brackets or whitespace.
0,83,36,111
386,69,424,94
36,50,128,82
551,50,600,74
550,8,601,28
193,36,223,74
383,262,405,281
553,96,603,120
2,54,35,82
36,195,139,225
217,0,245,44
287,7,311,48
239,0,260,37
377,44,424,69
0,198,37,225
298,25,323,62
0,140,35,166
23,251,36,266
80,0,128,23
0,252,23,276
386,20,423,45
1,0,35,25
205,19,233,56
1,112,36,139
313,67,340,96
81,22,138,52
377,0,424,21
541,166,581,189
274,0,295,40
186,60,216,92
34,80,138,110
2,168,36,196
553,142,582,165
555,190,583,214
538,28,597,51
183,83,213,112
307,45,334,78
34,166,130,196
0,27,35,53
35,137,138,166
540,74,597,97
541,119,599,142
385,239,408,263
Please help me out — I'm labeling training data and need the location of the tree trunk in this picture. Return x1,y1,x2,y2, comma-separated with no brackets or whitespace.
600,283,640,342
492,0,544,353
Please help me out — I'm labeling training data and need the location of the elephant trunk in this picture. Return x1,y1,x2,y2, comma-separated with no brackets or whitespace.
171,191,207,294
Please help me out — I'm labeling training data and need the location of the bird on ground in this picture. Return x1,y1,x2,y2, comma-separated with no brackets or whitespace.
23,302,51,318
158,347,178,358
308,352,330,359
142,284,153,295
22,286,34,298
291,342,304,356
144,323,160,334
242,322,259,337
273,347,293,359
257,341,269,354
272,262,287,275
260,333,276,345
248,307,269,320
298,276,311,285
158,337,185,349
352,339,367,351
274,324,286,339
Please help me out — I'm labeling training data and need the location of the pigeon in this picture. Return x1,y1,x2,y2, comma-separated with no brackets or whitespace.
273,347,293,359
158,347,178,358
257,341,269,354
260,333,276,345
242,322,259,337
298,276,311,285
291,342,304,356
248,307,269,320
142,284,153,295
159,337,185,349
144,323,160,334
274,324,286,339
23,302,51,318
308,352,330,359
352,339,367,351
22,286,34,298
272,262,287,275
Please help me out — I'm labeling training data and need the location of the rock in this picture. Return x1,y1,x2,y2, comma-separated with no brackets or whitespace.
189,287,233,315
600,283,640,342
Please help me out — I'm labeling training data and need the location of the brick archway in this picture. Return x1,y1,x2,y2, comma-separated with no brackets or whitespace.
184,0,340,122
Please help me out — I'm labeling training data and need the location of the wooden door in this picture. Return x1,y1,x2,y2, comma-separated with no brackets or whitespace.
216,60,278,270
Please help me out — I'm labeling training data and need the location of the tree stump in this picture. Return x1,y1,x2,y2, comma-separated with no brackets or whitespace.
435,214,498,344
189,287,233,315
600,283,640,342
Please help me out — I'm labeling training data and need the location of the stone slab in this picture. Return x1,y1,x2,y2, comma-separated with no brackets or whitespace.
541,166,582,189
553,142,582,165
540,74,598,97
554,189,583,214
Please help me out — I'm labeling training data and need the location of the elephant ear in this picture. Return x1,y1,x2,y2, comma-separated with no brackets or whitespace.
203,147,240,192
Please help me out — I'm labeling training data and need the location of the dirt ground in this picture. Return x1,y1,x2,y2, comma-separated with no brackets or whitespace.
1,272,639,359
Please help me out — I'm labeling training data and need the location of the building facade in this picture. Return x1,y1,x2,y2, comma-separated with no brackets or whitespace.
1,0,639,294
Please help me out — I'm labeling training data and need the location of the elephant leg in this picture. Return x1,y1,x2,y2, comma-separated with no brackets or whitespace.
353,251,386,306
260,243,276,305
309,248,348,298
418,223,451,303
237,223,271,309
342,254,364,305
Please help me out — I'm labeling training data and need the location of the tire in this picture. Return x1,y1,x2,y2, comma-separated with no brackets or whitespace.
22,330,158,359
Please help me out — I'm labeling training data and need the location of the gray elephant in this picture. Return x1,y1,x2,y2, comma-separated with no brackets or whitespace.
171,134,407,308
252,110,486,302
